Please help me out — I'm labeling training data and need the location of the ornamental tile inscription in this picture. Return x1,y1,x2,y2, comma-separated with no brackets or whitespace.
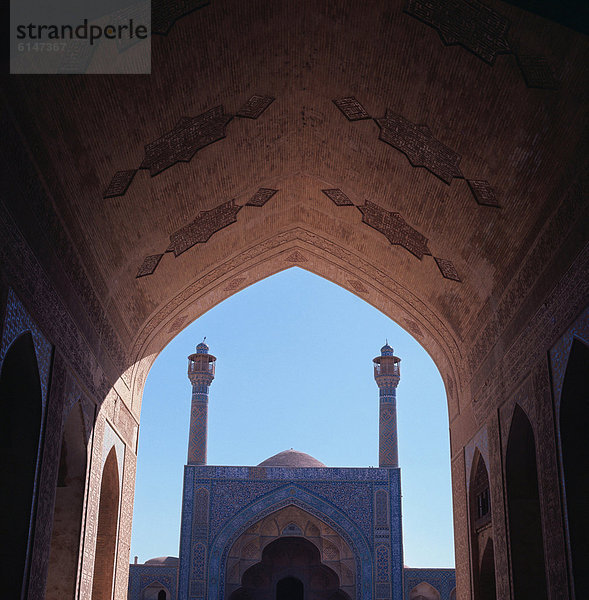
103,169,137,198
405,0,560,88
376,111,463,184
168,200,242,257
333,97,371,121
140,107,233,176
334,98,500,207
136,254,163,278
467,179,499,207
358,201,431,259
152,0,210,35
237,95,275,119
516,55,559,90
246,188,278,207
105,95,275,198
322,188,355,206
404,0,511,65
435,257,461,282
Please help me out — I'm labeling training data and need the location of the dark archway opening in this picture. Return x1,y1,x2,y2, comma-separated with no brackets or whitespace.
277,576,304,600
91,447,120,600
158,590,167,600
506,405,548,599
0,332,43,599
46,402,88,599
469,453,495,600
560,338,589,596
478,539,496,600
230,537,344,600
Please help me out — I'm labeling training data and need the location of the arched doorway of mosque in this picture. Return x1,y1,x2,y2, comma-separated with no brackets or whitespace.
230,537,346,600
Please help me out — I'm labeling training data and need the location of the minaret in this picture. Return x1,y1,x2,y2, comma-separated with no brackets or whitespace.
373,342,401,468
187,340,216,465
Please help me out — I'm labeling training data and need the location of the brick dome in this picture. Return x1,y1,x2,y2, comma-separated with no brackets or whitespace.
257,450,326,468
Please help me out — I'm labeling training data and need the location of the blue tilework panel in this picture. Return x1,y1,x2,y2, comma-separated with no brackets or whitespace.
404,568,456,600
128,564,179,600
550,305,589,414
1,288,52,408
374,489,389,529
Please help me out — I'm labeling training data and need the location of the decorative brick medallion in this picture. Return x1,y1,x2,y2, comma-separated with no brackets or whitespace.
246,188,278,207
168,315,188,334
358,201,432,259
434,257,461,282
152,0,210,35
136,254,164,278
236,95,275,119
375,111,463,184
168,200,242,257
285,250,308,263
516,55,559,89
140,107,233,176
333,97,371,121
348,279,369,294
322,188,355,206
223,277,246,291
467,179,499,207
106,96,275,198
404,0,511,65
104,170,137,198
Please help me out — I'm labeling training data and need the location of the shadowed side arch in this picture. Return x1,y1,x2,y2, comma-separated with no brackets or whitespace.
559,338,589,597
204,486,372,600
92,446,120,600
0,332,43,599
468,450,494,600
46,401,88,599
129,227,464,421
506,404,547,599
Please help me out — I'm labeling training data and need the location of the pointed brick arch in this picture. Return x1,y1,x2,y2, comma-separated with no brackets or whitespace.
128,225,463,422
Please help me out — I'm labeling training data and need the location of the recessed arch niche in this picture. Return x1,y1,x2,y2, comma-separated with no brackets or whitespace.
92,446,120,600
559,338,589,596
506,404,547,599
226,504,355,600
46,401,88,599
468,451,495,600
229,535,348,600
0,332,43,599
409,580,441,600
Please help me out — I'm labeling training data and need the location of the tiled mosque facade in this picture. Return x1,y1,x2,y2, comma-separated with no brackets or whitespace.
127,343,455,600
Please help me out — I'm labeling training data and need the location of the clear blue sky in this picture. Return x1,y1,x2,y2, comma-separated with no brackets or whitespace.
130,267,454,567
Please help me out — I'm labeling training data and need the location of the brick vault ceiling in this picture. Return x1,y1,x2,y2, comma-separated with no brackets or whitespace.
3,0,588,365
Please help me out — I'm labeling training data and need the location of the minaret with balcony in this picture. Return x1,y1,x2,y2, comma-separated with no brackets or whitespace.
187,340,216,465
373,342,401,468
